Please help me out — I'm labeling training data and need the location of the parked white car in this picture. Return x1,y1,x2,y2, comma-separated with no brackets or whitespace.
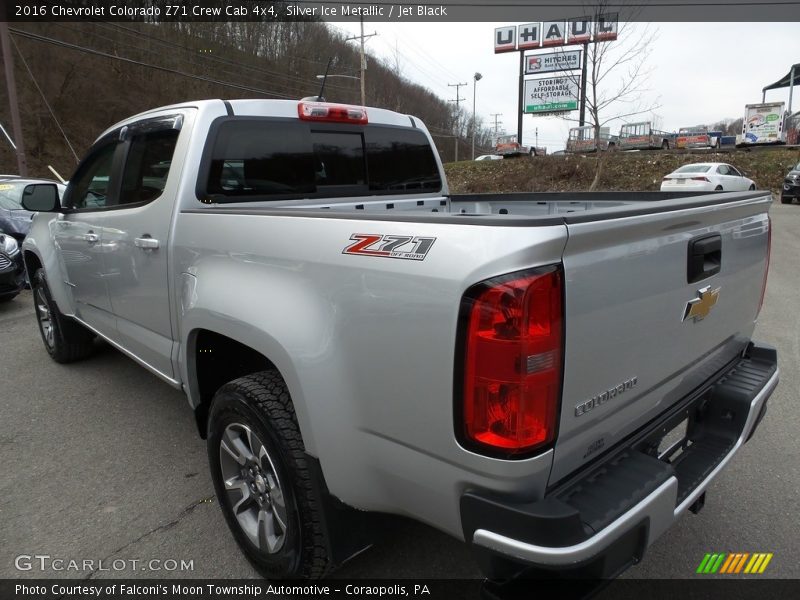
661,163,756,192
475,154,503,161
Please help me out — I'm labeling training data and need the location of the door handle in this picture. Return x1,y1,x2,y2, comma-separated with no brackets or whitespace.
82,233,99,243
687,233,721,284
134,237,159,250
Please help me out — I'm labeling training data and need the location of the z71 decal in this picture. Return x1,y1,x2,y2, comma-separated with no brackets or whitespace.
343,234,436,261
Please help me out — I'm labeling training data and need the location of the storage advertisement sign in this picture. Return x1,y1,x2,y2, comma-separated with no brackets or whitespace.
524,76,580,113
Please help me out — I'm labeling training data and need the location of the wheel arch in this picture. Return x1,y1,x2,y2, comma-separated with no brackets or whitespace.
21,224,75,316
182,324,318,458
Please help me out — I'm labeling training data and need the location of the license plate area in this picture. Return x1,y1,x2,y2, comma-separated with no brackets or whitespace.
658,418,690,461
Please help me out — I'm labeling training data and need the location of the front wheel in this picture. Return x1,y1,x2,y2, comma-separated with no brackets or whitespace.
749,184,756,191
31,269,95,363
207,371,333,579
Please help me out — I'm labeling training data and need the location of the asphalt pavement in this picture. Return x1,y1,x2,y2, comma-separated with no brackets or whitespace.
1,201,798,581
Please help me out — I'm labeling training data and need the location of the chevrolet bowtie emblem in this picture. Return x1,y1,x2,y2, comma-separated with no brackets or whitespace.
683,286,720,322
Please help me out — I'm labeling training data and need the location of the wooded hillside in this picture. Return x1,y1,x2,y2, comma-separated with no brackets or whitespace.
1,19,494,177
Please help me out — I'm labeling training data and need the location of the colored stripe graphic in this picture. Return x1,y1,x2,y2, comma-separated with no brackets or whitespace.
696,554,712,573
699,552,773,574
734,553,750,573
758,553,774,573
710,553,726,573
720,553,736,574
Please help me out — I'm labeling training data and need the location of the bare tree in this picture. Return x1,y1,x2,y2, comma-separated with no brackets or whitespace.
551,2,660,188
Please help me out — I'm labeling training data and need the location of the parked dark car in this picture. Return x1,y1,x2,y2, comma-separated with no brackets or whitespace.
782,161,800,204
0,178,66,243
0,231,25,302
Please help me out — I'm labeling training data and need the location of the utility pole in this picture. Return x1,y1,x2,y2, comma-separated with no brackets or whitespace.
448,82,467,162
490,113,503,138
345,16,377,106
0,21,28,176
579,41,589,127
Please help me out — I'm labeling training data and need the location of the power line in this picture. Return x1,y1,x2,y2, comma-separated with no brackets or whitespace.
9,33,79,163
92,21,353,95
9,28,302,99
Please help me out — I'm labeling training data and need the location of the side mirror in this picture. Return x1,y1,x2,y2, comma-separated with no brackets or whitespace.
21,184,60,212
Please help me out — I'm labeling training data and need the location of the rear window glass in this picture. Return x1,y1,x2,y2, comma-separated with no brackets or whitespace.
202,119,441,202
675,165,712,173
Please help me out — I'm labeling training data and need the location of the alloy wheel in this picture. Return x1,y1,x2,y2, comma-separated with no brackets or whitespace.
218,423,288,554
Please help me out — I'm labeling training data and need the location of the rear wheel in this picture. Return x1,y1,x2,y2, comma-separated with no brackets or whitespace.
207,371,333,579
31,268,95,363
714,185,724,191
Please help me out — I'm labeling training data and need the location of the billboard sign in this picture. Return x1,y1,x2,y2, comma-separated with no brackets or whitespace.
517,23,541,50
569,17,592,43
595,13,619,41
525,49,582,75
542,21,566,46
524,76,580,114
495,26,517,53
494,14,617,52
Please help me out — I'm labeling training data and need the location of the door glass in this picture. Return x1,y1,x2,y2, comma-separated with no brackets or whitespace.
69,143,118,209
120,129,180,205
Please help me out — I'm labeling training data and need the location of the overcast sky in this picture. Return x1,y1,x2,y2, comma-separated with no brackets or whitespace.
332,22,799,152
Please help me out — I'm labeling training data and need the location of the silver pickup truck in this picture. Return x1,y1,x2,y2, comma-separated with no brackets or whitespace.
20,99,778,582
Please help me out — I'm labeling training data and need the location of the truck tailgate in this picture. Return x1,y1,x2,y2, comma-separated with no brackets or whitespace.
550,193,771,485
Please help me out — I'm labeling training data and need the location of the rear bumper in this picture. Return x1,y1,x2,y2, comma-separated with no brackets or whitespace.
462,343,778,579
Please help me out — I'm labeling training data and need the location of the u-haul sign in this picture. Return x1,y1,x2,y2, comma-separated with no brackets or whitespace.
495,14,617,53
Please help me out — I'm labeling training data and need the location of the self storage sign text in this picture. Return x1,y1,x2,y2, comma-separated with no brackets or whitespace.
524,77,580,114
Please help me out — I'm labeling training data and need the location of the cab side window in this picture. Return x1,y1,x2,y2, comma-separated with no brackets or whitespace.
68,141,118,209
119,129,180,206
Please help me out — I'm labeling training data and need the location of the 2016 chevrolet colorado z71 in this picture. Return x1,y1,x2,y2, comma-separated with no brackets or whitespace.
20,99,777,581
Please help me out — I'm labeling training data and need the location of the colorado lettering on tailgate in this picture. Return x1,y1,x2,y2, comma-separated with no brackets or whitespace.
343,234,436,261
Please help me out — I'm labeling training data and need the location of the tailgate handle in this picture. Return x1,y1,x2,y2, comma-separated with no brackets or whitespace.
687,234,721,283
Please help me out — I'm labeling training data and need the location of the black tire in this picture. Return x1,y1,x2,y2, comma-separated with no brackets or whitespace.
749,184,756,191
661,140,669,150
714,185,724,191
207,371,332,579
31,268,95,363
0,294,18,303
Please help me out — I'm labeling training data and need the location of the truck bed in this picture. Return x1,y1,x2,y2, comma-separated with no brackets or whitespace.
186,190,769,225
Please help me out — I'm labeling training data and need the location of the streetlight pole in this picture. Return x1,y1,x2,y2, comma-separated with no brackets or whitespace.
472,72,482,160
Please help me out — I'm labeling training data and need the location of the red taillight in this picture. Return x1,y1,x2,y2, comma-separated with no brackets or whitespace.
460,267,563,455
758,215,771,316
297,101,368,124
691,176,711,182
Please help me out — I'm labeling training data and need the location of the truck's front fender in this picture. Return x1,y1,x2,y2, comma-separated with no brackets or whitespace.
22,214,75,316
